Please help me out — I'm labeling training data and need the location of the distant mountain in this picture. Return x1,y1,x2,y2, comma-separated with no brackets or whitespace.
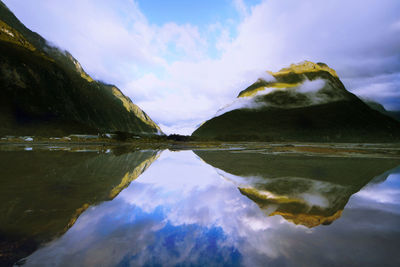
0,1,162,136
192,61,400,142
363,99,400,122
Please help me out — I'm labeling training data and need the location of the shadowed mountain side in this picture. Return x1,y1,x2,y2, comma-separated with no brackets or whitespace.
364,100,400,122
390,111,400,121
0,149,159,266
0,1,161,136
194,150,400,227
192,61,400,142
193,100,400,142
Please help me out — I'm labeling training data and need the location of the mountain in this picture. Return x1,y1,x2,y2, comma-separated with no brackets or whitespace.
0,1,162,137
192,61,400,142
363,99,400,122
194,149,400,228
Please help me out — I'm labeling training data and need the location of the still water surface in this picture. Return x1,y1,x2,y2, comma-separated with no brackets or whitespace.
1,148,400,266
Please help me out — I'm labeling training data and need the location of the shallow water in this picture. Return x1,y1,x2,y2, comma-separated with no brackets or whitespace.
1,148,400,266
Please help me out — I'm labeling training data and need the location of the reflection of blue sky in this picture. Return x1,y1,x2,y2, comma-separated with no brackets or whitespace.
349,167,400,212
25,152,400,267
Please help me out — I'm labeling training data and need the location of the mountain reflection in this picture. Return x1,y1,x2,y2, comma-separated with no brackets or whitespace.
20,150,400,267
0,148,159,266
194,150,400,227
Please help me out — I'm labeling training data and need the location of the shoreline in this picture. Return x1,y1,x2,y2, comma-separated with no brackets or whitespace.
1,141,400,158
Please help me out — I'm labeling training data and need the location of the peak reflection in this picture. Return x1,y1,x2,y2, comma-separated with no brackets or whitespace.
194,150,400,227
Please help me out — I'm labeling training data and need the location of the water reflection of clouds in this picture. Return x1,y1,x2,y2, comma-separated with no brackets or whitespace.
120,151,287,262
25,151,289,266
24,152,400,267
350,170,400,211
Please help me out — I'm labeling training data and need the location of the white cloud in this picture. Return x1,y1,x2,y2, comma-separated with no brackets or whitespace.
3,0,206,82
4,0,400,134
345,73,400,110
298,79,326,94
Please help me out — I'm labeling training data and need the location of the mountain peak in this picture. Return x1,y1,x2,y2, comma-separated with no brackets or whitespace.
238,61,340,98
272,60,338,78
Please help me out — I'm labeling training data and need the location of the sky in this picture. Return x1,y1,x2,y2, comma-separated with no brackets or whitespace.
3,0,400,134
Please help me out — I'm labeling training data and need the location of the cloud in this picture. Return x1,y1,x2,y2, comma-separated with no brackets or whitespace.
132,0,400,133
345,73,400,110
212,77,363,117
3,0,207,82
298,79,326,94
4,0,400,134
233,0,249,18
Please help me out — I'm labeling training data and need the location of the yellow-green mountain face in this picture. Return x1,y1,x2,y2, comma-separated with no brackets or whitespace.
0,1,162,136
0,20,35,51
192,61,400,142
238,61,340,98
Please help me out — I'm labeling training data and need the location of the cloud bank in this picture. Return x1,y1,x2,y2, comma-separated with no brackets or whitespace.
4,0,400,134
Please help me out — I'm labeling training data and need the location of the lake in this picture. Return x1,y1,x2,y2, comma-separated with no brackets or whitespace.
1,146,400,266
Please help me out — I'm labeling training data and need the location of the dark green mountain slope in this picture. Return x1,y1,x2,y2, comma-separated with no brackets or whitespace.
192,61,400,142
0,1,162,136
